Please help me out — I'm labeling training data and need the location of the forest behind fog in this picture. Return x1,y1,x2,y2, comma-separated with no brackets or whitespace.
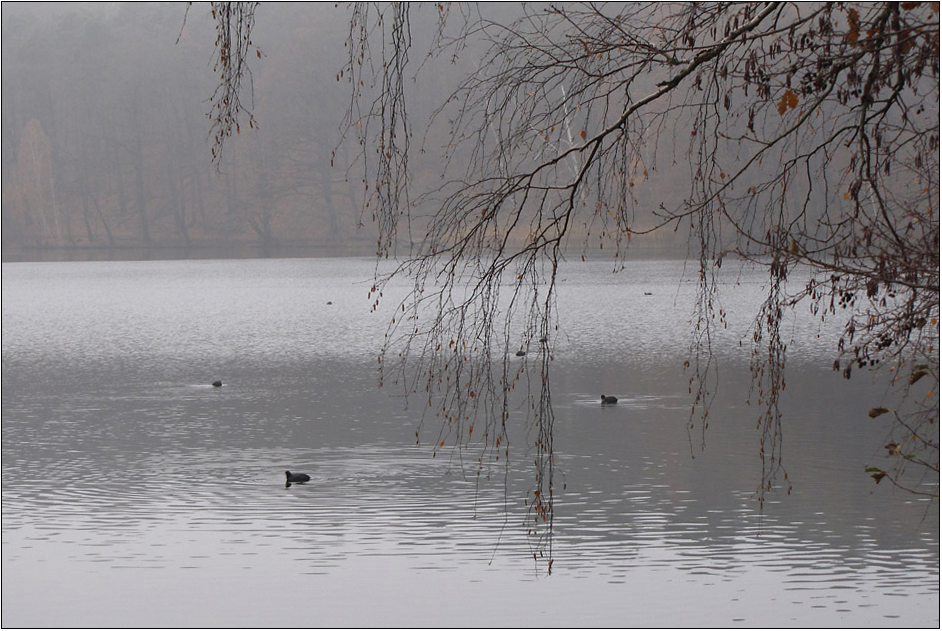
1,2,686,257
2,2,357,255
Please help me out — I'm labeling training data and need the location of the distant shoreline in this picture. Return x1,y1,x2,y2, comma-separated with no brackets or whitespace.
2,240,689,264
0,243,379,264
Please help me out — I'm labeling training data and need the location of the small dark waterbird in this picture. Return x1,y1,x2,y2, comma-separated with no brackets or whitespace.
285,471,311,488
601,395,618,405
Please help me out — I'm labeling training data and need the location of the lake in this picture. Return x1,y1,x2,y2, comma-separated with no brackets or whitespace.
2,257,938,627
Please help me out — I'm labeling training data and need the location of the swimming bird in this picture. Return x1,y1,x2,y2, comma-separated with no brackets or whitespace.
285,471,311,487
601,395,618,405
212,380,223,388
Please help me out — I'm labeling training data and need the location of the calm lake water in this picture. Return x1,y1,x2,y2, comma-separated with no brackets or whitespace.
2,257,938,627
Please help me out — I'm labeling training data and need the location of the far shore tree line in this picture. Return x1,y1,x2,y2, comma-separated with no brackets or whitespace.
2,4,370,254
1,3,685,256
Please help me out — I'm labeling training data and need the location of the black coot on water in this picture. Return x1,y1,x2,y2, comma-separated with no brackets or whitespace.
285,471,311,487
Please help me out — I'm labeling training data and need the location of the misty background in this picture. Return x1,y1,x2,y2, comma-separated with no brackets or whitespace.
1,2,685,260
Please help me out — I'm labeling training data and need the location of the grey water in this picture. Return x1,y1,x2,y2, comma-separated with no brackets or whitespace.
2,257,938,627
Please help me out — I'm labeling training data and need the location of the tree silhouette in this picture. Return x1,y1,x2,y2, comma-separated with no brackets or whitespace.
208,2,940,570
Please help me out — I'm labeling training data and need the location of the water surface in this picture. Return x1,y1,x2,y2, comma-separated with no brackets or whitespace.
2,258,938,626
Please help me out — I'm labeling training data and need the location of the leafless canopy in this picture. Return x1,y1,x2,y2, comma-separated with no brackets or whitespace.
210,2,940,569
203,1,262,164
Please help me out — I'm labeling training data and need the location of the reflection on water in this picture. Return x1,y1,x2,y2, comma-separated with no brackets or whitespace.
2,258,938,627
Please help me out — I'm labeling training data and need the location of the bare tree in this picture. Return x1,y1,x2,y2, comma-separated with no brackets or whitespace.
208,2,940,571
199,1,262,165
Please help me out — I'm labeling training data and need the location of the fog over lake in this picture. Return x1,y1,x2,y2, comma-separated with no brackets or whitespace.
3,3,937,625
2,257,938,627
